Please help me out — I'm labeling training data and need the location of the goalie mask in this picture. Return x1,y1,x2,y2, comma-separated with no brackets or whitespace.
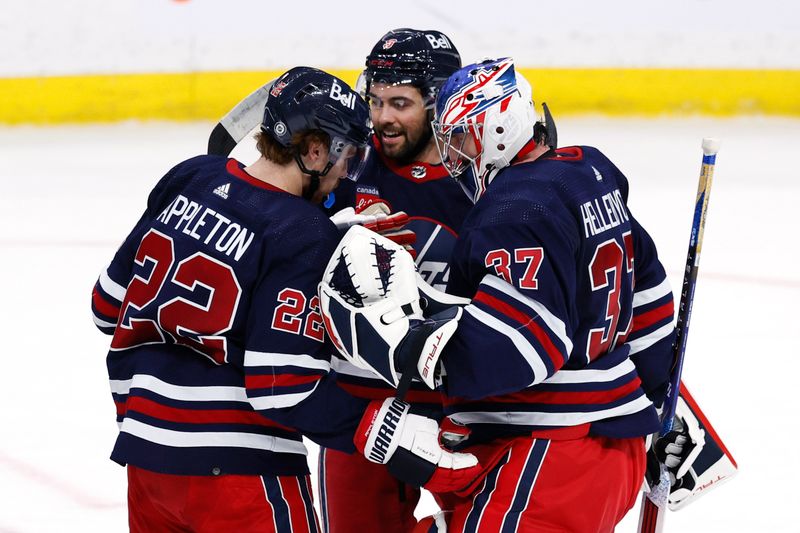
432,58,537,202
261,67,372,185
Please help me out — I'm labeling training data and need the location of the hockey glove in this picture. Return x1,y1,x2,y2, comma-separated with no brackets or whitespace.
319,226,462,390
328,201,417,258
649,394,737,510
356,398,482,494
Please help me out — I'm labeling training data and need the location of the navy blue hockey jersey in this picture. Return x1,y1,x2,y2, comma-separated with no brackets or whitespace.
441,146,676,443
91,155,367,476
327,137,474,404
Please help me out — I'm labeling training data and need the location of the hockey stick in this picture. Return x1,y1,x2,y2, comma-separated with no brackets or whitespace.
637,138,720,533
207,79,276,156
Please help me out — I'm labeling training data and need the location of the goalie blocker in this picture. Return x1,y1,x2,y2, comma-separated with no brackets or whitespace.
647,384,738,511
318,225,466,392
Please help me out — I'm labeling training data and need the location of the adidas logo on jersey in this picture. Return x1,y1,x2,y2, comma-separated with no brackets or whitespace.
213,182,231,199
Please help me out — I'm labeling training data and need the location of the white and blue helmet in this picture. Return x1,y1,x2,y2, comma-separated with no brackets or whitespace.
432,58,536,202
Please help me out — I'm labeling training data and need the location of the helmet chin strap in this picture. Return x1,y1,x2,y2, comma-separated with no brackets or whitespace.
295,155,333,201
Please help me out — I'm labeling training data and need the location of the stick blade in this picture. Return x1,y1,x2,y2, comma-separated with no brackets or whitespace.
207,80,275,156
208,122,237,156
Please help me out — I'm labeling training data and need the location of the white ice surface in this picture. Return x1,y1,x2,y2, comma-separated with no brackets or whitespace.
0,117,798,532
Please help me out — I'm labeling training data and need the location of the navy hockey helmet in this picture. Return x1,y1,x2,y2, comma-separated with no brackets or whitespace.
360,28,462,106
261,66,372,183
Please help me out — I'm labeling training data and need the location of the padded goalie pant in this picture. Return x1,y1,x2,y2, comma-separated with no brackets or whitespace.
319,447,420,533
435,434,646,533
127,465,320,533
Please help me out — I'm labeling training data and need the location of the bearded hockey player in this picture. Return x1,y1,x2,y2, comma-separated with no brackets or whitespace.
320,58,678,532
320,28,476,533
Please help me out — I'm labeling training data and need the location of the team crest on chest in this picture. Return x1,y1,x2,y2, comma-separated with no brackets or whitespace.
411,165,427,179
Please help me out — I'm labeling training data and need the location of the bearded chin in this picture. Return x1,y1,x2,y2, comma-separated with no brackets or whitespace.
392,122,433,166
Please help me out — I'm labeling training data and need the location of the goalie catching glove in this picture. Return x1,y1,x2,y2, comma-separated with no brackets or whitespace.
356,398,482,493
319,225,464,390
328,201,417,258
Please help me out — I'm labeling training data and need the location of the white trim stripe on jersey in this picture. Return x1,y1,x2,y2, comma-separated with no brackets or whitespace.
93,315,117,329
464,305,549,385
330,357,423,383
482,275,574,354
541,357,636,385
415,224,442,265
99,268,127,302
450,394,653,427
120,417,308,454
245,350,331,372
109,374,249,402
330,357,377,378
632,278,672,308
627,323,674,355
248,383,321,410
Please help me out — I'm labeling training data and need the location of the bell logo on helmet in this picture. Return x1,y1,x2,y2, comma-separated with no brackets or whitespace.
382,38,397,50
330,80,356,110
426,33,452,50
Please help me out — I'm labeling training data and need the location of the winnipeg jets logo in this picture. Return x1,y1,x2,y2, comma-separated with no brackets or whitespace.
411,165,427,179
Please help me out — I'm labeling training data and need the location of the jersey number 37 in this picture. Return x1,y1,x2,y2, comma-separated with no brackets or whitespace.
485,232,634,362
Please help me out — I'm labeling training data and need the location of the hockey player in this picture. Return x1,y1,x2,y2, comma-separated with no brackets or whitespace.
90,66,480,533
319,58,678,532
320,28,474,533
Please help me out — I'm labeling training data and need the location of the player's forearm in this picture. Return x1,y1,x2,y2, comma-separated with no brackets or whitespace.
248,377,369,453
439,311,540,401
